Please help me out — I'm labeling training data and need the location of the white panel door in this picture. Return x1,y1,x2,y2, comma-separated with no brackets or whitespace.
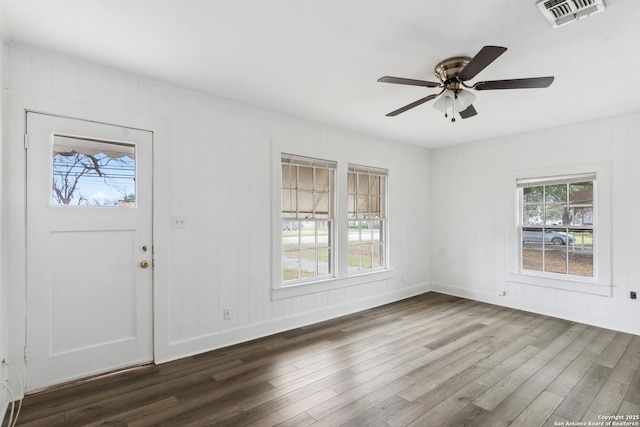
25,112,153,391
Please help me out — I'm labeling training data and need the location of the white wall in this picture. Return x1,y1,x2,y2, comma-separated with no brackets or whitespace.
3,43,431,390
430,114,640,335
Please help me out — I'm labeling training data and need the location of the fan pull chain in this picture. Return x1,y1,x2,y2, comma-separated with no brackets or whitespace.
451,92,457,122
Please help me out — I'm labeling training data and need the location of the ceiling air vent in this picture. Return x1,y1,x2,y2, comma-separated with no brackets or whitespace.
536,0,605,28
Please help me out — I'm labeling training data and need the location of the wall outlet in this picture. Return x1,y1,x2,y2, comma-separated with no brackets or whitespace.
631,291,637,300
172,216,187,228
223,307,231,320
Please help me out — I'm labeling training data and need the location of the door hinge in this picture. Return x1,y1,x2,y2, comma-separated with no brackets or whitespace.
24,346,28,363
24,134,29,149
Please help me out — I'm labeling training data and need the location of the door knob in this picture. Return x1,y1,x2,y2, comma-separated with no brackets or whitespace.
140,260,150,269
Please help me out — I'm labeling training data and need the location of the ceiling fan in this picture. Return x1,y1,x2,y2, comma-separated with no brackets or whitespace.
378,46,554,122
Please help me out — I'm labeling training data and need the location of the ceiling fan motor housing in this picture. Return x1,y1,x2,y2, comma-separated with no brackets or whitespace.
434,56,471,90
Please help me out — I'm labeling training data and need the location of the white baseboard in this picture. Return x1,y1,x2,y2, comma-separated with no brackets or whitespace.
431,282,640,336
157,282,432,364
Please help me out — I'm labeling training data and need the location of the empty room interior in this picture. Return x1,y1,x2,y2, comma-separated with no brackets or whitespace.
1,1,639,426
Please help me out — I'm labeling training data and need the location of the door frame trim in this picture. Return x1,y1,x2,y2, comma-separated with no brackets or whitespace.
6,90,172,401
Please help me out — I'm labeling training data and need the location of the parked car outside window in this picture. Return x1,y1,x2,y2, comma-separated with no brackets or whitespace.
522,230,574,245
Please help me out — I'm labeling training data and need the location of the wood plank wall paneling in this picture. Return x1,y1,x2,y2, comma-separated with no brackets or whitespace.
6,45,432,367
5,293,639,427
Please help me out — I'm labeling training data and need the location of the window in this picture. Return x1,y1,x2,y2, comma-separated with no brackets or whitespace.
518,173,595,277
348,164,388,273
281,154,336,284
52,135,136,207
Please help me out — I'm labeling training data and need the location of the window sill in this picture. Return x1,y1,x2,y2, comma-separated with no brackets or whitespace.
272,269,394,300
507,271,612,297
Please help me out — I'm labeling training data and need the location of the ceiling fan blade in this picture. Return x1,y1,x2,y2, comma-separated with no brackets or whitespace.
378,76,441,88
385,94,438,116
458,46,507,81
459,104,477,119
474,76,554,90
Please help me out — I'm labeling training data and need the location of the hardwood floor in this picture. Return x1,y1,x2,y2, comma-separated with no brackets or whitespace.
5,292,640,426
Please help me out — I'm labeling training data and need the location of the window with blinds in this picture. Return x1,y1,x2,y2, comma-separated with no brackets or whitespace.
281,154,336,283
347,164,388,273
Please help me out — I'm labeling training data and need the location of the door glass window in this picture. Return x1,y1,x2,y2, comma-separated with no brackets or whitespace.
52,135,136,207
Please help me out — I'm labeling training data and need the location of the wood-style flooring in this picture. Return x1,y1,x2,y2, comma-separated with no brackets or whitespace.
5,292,640,426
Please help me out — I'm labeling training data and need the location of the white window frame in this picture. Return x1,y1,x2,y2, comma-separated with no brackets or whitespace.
518,173,595,276
280,153,337,285
506,162,612,296
347,164,388,275
271,142,394,300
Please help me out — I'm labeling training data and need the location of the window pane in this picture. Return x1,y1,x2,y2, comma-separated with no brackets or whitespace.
314,192,329,217
544,248,567,274
570,182,593,203
361,222,374,243
315,168,329,191
546,229,573,246
357,195,369,216
570,206,593,226
316,221,331,249
282,164,293,189
545,204,568,225
523,205,543,225
298,166,314,191
282,248,300,281
523,186,543,203
522,249,543,271
569,252,593,277
52,137,136,206
348,246,361,271
545,184,567,203
569,229,593,277
297,191,313,216
300,250,318,278
370,220,381,244
281,189,296,217
522,227,545,248
369,176,381,195
317,248,331,276
370,196,382,217
282,219,300,232
360,244,373,269
357,174,369,193
568,181,593,227
348,195,356,218
372,244,383,268
348,221,360,243
347,172,356,193
570,229,593,249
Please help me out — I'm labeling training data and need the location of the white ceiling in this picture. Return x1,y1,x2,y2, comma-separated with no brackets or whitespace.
0,0,639,148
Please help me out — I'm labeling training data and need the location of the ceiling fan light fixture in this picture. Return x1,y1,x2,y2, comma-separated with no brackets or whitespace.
432,89,475,119
432,89,456,114
456,89,476,109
